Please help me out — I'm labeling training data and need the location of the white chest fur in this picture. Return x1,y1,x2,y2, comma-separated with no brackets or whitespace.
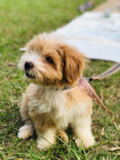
27,84,90,129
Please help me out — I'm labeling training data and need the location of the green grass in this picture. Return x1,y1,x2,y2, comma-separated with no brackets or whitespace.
0,0,120,159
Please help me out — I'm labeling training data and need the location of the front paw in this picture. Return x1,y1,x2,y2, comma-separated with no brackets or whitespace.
17,125,34,139
37,138,54,150
75,136,95,148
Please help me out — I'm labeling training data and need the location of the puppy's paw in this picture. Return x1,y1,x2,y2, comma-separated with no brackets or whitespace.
17,125,34,139
37,138,55,150
56,130,69,143
75,136,95,148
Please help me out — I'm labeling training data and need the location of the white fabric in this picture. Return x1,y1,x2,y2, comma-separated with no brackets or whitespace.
54,12,120,62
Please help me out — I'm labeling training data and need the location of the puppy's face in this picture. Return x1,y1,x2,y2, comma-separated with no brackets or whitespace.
18,33,85,88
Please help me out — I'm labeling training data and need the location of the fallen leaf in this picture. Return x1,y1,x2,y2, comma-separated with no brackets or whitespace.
92,125,98,129
55,158,61,160
94,135,99,139
15,158,23,160
7,62,16,66
118,153,120,156
111,141,119,144
0,146,3,150
118,124,120,130
114,122,118,130
2,124,7,127
101,127,105,136
109,147,120,151
9,73,17,78
0,109,4,112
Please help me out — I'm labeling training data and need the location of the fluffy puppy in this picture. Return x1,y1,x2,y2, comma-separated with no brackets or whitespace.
18,33,95,150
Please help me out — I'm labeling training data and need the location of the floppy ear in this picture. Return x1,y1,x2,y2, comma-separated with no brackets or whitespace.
63,45,85,84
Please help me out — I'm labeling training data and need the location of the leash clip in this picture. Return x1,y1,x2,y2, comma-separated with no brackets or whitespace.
84,77,93,82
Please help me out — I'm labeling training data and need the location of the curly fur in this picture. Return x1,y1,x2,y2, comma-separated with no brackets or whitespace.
18,33,95,150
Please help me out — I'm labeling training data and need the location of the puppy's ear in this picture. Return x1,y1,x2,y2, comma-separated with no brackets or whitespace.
63,45,85,84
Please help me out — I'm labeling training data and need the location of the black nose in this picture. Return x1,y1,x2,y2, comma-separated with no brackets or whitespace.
25,62,33,70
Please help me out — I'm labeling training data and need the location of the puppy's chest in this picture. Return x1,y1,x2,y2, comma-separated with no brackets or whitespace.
28,89,69,118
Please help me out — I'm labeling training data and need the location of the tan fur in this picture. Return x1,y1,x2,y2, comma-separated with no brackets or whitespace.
56,130,69,143
22,33,85,88
66,86,93,116
18,33,95,150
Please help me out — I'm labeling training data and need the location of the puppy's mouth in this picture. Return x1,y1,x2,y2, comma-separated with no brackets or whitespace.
26,72,35,78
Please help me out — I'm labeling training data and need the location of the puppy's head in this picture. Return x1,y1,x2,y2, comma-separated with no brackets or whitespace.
18,33,85,88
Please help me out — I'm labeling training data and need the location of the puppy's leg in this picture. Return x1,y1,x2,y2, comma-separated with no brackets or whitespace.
72,115,95,148
18,120,34,139
56,130,69,143
37,128,56,150
18,93,34,139
19,93,29,122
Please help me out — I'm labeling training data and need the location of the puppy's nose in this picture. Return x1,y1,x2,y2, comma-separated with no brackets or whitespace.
25,61,33,70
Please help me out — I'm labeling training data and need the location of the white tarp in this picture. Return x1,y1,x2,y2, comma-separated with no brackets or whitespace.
54,12,120,62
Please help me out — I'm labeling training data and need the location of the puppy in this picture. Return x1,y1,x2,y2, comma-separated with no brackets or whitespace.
18,33,95,150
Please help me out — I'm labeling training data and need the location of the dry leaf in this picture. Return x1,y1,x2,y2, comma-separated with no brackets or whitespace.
94,135,99,139
118,153,120,156
101,127,105,136
114,122,118,130
2,124,7,127
55,158,61,160
111,141,119,144
109,147,120,151
7,62,16,66
16,158,23,160
9,73,17,78
92,125,98,129
0,146,3,150
0,109,4,112
118,124,120,130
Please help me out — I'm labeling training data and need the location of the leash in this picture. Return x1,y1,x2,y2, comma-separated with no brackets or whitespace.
87,63,120,81
82,63,120,113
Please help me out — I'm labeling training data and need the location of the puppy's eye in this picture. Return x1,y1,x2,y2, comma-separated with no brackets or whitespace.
46,57,53,63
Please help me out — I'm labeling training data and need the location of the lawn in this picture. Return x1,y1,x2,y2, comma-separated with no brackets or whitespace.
0,0,120,159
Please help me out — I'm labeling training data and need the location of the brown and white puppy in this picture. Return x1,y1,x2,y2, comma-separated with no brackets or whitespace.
18,33,95,150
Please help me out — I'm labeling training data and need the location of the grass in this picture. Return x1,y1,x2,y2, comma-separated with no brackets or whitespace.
0,0,120,159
